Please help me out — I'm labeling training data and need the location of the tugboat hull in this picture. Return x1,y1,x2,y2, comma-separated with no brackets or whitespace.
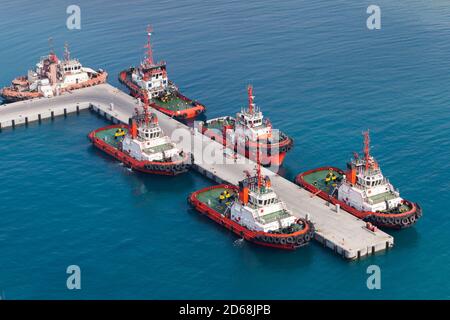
0,87,43,102
89,124,192,176
0,72,107,103
188,185,315,249
200,122,293,167
119,69,205,120
295,167,422,229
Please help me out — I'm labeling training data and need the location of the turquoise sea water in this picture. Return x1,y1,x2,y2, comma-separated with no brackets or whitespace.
0,0,449,299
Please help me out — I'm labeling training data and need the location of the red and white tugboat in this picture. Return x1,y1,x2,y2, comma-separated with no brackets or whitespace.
188,158,314,249
119,25,205,120
0,42,107,102
295,130,422,229
197,85,293,167
88,91,192,175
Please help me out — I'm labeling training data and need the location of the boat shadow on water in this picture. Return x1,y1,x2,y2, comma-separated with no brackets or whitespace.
385,225,421,249
87,143,196,191
186,205,315,269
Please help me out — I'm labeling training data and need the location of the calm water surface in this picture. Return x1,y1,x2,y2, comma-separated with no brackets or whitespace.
0,0,449,299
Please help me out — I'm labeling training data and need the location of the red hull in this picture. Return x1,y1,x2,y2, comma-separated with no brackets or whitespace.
201,126,293,167
118,70,205,120
188,185,314,250
88,124,192,176
295,167,422,229
0,71,108,103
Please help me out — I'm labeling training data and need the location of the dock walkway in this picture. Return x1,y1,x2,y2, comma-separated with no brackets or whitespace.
0,84,394,260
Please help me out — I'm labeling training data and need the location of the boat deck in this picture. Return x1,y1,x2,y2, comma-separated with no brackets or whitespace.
196,187,237,215
143,141,174,155
259,209,291,224
302,168,344,193
369,191,398,204
94,127,128,148
304,168,411,213
154,95,194,111
205,118,235,130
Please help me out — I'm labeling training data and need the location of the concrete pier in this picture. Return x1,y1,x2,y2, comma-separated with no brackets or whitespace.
0,84,394,260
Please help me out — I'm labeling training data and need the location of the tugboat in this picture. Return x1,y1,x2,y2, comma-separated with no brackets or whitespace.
88,91,192,175
197,85,293,167
119,25,205,120
188,157,314,249
295,130,422,229
0,41,107,103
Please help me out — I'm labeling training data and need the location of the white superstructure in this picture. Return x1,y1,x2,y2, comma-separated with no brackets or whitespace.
337,131,403,212
130,62,169,99
230,173,297,233
201,85,274,145
121,113,182,162
6,43,105,99
233,85,272,141
129,25,172,99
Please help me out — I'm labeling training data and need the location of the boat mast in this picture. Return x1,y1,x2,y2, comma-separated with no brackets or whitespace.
64,42,70,61
247,85,254,114
48,37,58,62
363,129,370,172
144,25,154,66
141,89,151,125
256,148,262,190
48,37,54,56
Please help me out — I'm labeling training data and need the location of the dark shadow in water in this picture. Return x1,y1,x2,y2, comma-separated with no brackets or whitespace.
131,169,197,194
240,238,315,270
192,111,208,123
186,204,314,270
385,226,421,249
87,143,198,195
275,165,291,180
